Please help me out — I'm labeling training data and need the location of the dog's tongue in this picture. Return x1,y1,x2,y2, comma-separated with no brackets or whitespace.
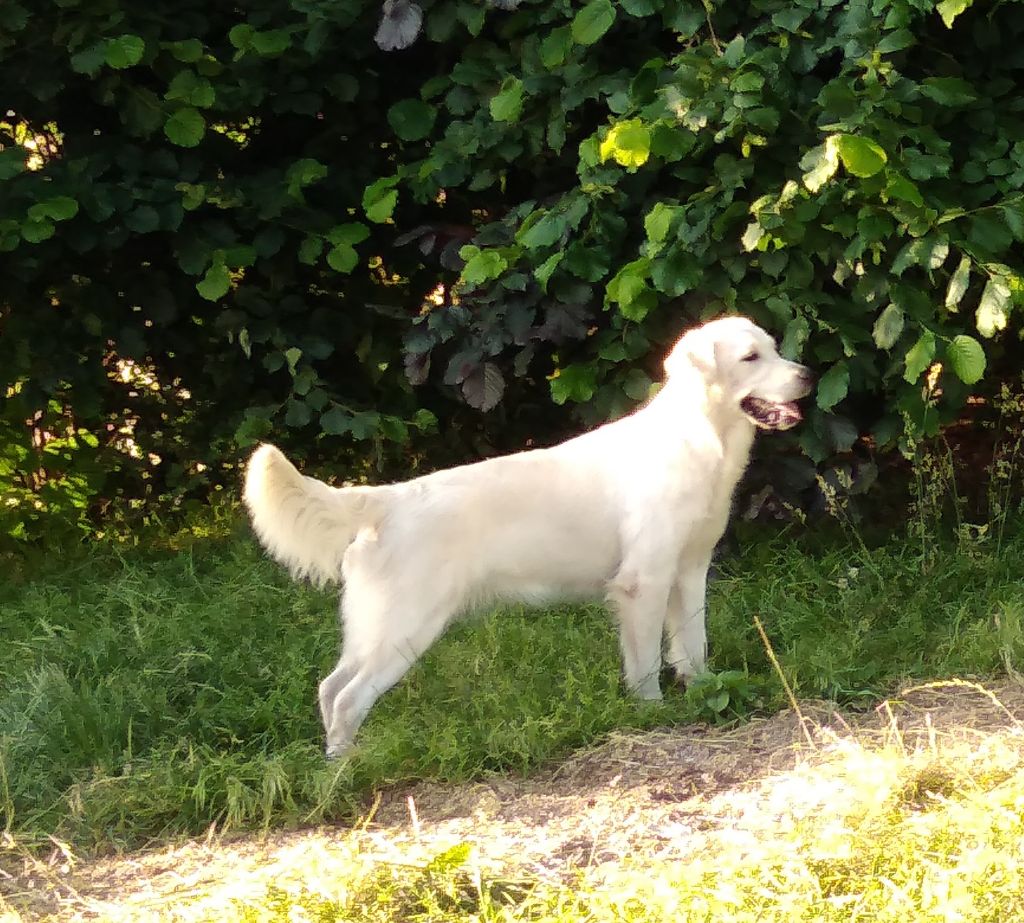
740,397,803,431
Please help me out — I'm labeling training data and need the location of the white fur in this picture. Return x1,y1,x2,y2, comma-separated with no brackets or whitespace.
244,316,812,757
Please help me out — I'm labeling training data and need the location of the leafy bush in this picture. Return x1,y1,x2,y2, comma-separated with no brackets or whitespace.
0,0,459,536
3,0,1023,534
394,0,1024,463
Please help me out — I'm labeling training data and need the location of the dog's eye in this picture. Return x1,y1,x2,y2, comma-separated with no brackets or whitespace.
742,352,760,362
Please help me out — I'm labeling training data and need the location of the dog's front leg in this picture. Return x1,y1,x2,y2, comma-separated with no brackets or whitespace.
663,554,712,685
607,565,674,701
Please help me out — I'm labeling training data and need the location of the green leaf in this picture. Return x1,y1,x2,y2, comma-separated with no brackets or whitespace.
651,250,701,296
176,239,210,275
1004,203,1024,241
224,244,257,268
976,274,1011,338
723,35,745,68
286,158,328,196
0,148,25,180
252,29,291,56
607,258,655,320
904,331,936,383
651,123,695,162
29,196,79,221
177,183,206,210
285,399,311,428
772,7,808,31
196,263,231,301
124,205,160,233
644,203,678,246
326,244,359,273
70,42,106,75
706,690,731,713
535,252,564,291
877,28,915,53
920,77,977,106
622,368,652,401
800,140,838,192
284,347,303,374
571,0,616,45
363,177,399,223
349,411,381,440
741,221,764,252
816,362,849,411
599,120,651,170
254,227,286,259
892,236,948,276
163,108,206,147
105,34,145,69
388,99,437,140
946,255,971,310
320,406,352,436
540,26,573,68
872,303,904,350
937,0,972,27
328,223,370,246
833,134,887,178
551,363,598,404
298,236,323,265
885,172,924,207
620,0,656,15
21,218,55,243
781,315,810,360
490,77,524,123
731,72,765,93
228,24,255,50
968,213,1013,258
460,247,508,288
168,39,204,62
946,334,986,384
518,197,588,250
166,70,216,108
606,258,650,303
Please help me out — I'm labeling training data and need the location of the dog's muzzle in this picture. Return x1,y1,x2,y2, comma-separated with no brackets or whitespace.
741,368,815,431
740,396,804,430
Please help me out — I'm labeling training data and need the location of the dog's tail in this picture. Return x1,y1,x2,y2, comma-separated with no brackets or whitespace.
243,444,383,586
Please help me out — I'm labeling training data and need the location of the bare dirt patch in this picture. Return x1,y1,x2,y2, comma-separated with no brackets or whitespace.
4,679,1024,921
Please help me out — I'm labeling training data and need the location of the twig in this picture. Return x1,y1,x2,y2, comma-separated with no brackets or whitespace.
901,678,1022,727
753,615,816,749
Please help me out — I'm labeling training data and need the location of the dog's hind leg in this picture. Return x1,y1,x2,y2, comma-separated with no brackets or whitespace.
318,658,357,737
663,554,712,685
321,608,453,758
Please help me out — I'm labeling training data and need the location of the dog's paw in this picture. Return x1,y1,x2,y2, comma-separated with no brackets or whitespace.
659,665,689,692
324,742,352,761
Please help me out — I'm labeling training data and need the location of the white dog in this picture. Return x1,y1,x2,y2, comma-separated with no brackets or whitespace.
244,316,813,757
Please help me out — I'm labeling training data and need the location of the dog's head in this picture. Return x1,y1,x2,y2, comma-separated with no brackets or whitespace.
664,316,814,430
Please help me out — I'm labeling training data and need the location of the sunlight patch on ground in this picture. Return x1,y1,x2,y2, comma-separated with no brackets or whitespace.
4,681,1024,921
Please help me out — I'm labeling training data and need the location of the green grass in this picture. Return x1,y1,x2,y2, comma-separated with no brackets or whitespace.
3,512,1024,852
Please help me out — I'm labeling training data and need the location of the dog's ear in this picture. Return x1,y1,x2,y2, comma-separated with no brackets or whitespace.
664,327,718,379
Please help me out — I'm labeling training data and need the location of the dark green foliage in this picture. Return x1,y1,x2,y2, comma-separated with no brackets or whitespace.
3,0,1024,536
0,0,457,537
396,0,1024,458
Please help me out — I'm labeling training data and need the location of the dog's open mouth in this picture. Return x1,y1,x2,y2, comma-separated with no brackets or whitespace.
740,396,803,431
